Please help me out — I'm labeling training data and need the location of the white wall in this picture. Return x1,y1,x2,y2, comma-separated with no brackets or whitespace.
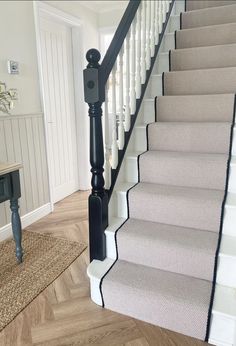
98,7,127,29
0,1,42,116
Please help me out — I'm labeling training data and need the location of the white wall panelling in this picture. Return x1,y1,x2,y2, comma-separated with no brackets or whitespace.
0,114,50,229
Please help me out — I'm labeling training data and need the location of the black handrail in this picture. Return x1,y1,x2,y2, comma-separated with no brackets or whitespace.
100,0,141,84
84,0,175,262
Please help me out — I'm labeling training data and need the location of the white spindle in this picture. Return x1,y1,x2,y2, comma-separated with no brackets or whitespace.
165,0,170,15
118,46,125,150
163,1,167,22
150,1,155,57
104,83,111,189
159,1,163,32
146,0,151,70
135,7,142,99
124,32,131,131
141,0,146,84
111,64,118,169
154,0,159,44
130,20,136,115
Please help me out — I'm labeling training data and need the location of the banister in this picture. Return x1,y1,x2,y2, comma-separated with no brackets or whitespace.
84,0,175,262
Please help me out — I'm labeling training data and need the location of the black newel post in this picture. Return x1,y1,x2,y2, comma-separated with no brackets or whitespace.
83,49,108,262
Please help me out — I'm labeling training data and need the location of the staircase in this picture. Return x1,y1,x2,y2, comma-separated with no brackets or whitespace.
85,1,236,345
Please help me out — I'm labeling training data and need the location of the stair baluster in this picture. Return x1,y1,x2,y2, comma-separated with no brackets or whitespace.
118,46,125,150
154,1,159,44
150,1,155,57
125,31,131,131
104,83,111,189
141,1,146,84
111,63,118,169
135,7,142,99
130,19,137,114
146,1,151,70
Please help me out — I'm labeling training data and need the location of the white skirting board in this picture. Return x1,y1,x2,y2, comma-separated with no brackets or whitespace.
0,203,52,241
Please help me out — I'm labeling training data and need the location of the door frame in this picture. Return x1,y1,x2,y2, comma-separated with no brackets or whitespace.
34,1,87,210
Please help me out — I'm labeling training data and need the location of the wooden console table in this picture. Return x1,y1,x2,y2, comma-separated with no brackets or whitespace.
0,162,23,263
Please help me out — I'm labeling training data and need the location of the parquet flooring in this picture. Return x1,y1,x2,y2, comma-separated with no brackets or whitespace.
0,191,210,346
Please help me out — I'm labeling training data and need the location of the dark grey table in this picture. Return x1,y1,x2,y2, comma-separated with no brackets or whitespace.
0,163,23,263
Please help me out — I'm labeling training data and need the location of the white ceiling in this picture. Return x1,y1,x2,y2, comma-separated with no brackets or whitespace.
78,1,128,13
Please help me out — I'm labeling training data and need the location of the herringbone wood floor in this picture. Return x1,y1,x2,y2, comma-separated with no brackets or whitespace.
0,191,210,346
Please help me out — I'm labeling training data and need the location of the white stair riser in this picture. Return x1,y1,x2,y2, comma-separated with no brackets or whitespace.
160,33,175,53
150,74,163,99
209,313,236,346
223,206,236,237
168,15,180,33
217,255,236,288
153,52,170,74
229,164,236,193
134,126,147,152
142,100,155,124
174,0,185,15
125,156,139,183
105,230,117,259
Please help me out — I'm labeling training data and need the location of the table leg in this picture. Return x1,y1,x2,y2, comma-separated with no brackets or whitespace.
10,198,23,263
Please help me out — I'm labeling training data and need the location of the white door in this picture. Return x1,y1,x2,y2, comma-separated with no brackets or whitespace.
39,16,79,203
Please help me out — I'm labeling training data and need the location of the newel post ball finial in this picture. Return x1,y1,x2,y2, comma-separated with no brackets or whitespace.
86,49,101,68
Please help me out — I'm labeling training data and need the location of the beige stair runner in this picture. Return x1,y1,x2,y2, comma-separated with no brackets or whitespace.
101,0,236,340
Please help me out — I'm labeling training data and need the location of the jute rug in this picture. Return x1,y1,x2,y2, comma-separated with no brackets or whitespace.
0,231,86,331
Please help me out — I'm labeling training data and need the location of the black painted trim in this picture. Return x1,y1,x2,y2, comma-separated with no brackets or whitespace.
162,72,165,96
146,123,150,152
154,96,158,122
205,94,236,342
174,30,177,49
180,12,182,30
184,0,187,12
169,50,172,72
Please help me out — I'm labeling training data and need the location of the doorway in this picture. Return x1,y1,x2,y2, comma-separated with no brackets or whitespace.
34,2,85,206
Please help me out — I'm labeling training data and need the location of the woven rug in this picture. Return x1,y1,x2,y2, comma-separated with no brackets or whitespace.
0,231,86,331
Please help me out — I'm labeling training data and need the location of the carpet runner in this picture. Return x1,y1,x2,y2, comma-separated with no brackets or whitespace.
100,0,236,341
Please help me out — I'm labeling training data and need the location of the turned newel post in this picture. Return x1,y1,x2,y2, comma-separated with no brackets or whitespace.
83,49,108,262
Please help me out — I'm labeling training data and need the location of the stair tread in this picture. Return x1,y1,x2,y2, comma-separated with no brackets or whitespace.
170,43,236,71
182,4,236,30
148,121,231,154
176,22,236,49
163,66,236,96
117,218,218,280
102,259,212,339
156,94,235,122
139,150,228,190
186,0,235,12
129,182,224,232
141,150,228,162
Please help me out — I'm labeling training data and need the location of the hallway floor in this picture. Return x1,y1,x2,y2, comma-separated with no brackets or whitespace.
0,191,210,345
